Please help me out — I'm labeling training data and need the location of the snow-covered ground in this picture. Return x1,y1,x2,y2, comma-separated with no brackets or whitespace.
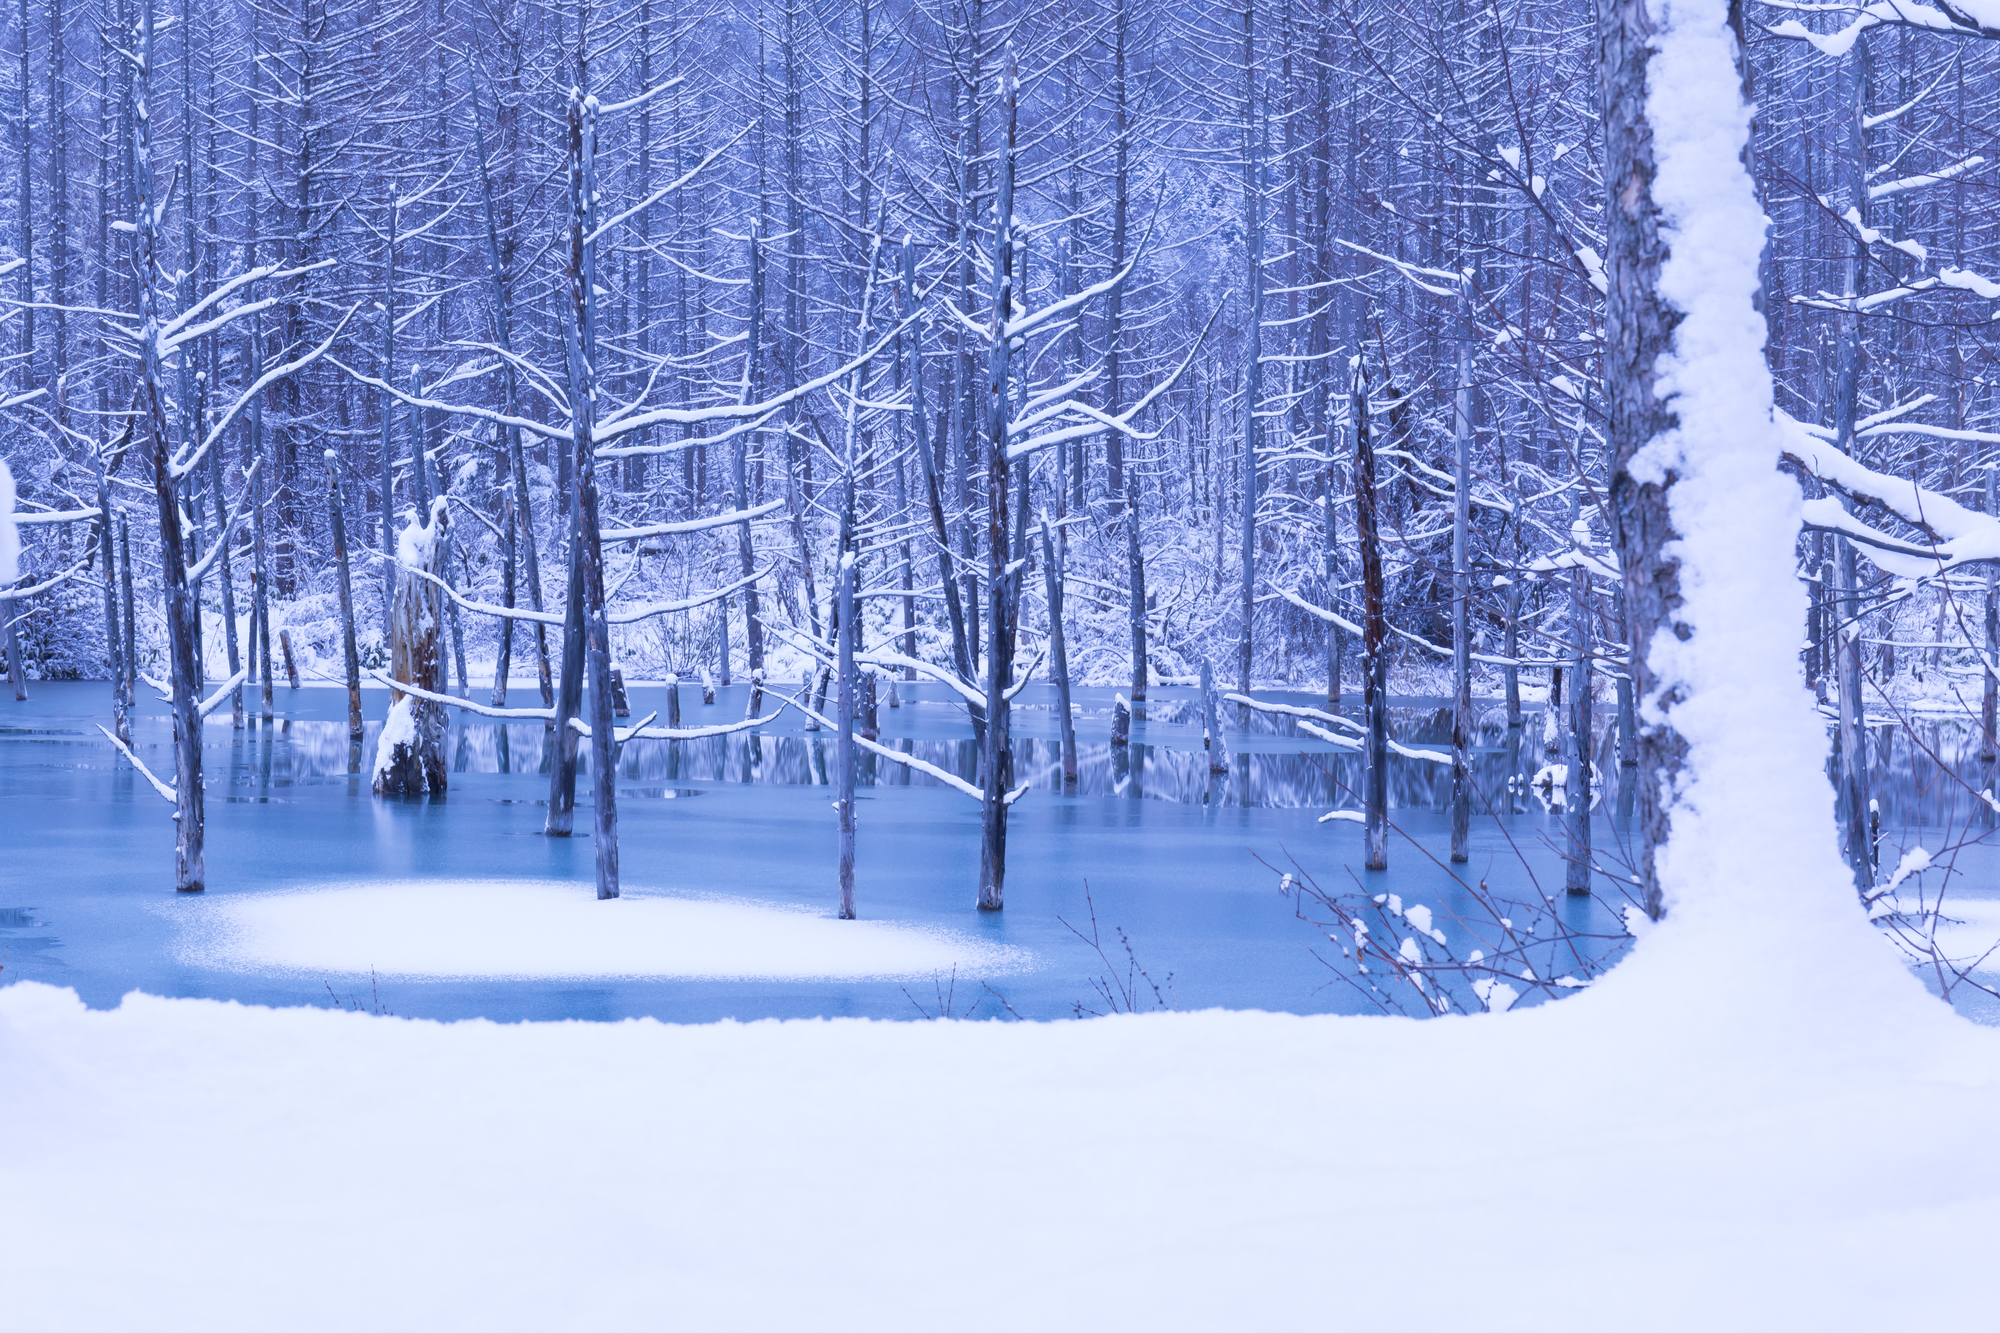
169,878,1032,981
4,927,1998,1330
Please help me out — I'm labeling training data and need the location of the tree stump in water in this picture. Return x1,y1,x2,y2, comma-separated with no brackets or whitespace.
374,499,450,796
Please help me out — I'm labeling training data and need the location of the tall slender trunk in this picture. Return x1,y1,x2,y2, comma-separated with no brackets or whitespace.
470,63,553,708
836,549,857,918
1565,565,1593,894
119,514,136,739
1450,341,1472,862
135,0,204,892
736,231,766,694
1983,466,1998,822
1354,367,1388,871
548,45,620,902
1835,536,1871,894
98,482,124,726
1040,520,1078,791
977,54,1019,913
206,445,242,728
326,452,363,744
1236,2,1263,718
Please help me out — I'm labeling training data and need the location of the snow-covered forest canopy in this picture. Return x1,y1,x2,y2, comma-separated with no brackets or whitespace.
4,0,2000,905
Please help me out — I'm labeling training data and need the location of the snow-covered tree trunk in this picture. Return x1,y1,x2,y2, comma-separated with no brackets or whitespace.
374,499,449,797
1602,0,1686,920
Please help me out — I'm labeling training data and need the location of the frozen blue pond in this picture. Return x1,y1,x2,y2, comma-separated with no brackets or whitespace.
3,677,1989,1022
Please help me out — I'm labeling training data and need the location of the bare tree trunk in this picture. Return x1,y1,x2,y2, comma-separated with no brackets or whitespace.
1984,466,1998,822
1039,520,1078,792
549,54,619,901
1354,367,1388,871
325,451,364,745
249,313,274,727
1566,566,1593,894
1201,657,1227,774
470,64,552,710
736,230,766,699
119,514,136,741
1615,591,1638,821
205,447,243,729
836,551,857,918
1834,536,1871,895
977,55,1019,914
1236,0,1263,720
2,591,23,700
135,0,204,892
97,485,124,723
492,449,515,708
1450,342,1472,862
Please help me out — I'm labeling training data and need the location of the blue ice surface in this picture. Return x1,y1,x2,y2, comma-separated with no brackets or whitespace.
0,675,1857,1023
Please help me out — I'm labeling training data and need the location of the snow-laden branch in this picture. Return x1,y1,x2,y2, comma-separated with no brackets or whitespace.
1224,693,1363,750
96,725,177,802
198,668,249,718
584,129,744,246
1006,296,1225,462
367,670,553,719
784,693,1030,806
381,554,766,627
183,457,264,585
339,311,917,448
571,705,794,742
11,507,101,526
606,567,771,625
599,498,785,542
0,555,93,600
1764,0,2000,54
1781,409,2000,574
173,307,360,481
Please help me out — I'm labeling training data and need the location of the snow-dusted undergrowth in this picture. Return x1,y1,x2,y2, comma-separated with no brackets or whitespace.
170,879,1032,982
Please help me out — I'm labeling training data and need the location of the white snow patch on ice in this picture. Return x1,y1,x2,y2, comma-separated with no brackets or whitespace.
170,878,1034,981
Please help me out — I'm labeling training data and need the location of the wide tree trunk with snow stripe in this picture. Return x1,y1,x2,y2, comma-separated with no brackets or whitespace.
375,499,451,797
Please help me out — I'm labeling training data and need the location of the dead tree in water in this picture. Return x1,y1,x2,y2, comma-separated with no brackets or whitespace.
325,451,364,746
1353,361,1389,872
137,0,200,890
1449,342,1473,863
977,55,1021,913
1040,519,1078,791
547,57,622,902
374,498,451,796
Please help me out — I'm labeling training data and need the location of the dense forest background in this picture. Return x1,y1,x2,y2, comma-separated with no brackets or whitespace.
2,0,1996,761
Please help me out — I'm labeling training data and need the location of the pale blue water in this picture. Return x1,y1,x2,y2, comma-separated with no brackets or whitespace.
3,677,1985,1022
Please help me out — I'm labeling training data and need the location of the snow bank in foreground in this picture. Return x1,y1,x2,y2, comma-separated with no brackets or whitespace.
169,878,1032,981
2,976,1997,1330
